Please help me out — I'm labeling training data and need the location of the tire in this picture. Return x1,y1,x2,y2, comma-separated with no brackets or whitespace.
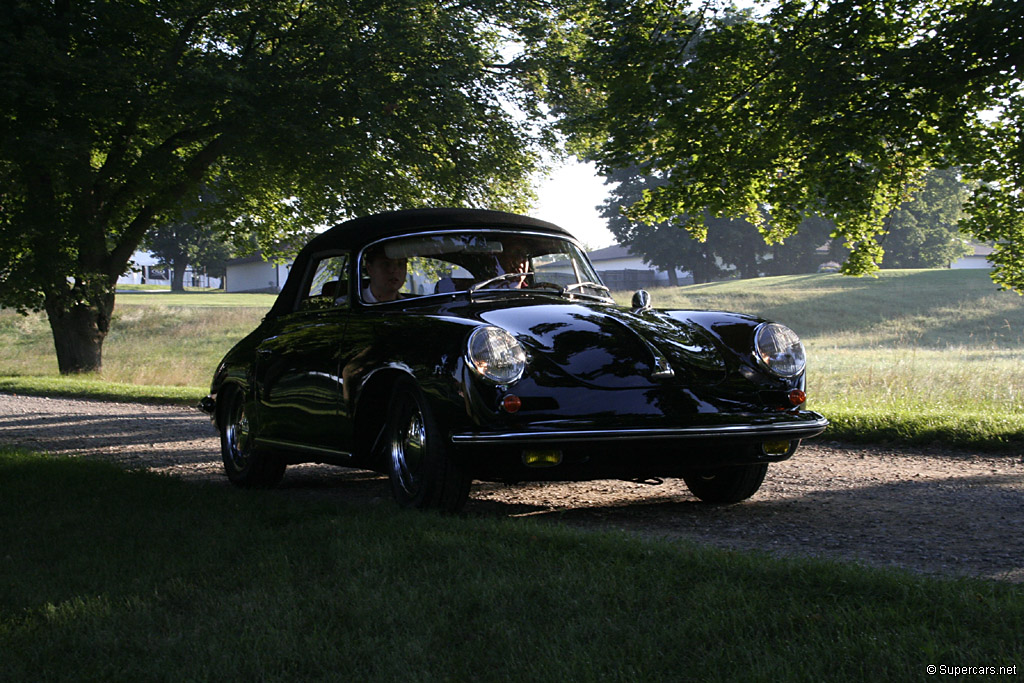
219,389,286,488
683,463,768,504
384,377,471,512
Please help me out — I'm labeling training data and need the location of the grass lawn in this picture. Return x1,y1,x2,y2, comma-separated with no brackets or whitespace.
1,447,1021,681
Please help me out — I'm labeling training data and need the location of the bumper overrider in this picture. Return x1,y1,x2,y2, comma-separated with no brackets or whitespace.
449,411,829,481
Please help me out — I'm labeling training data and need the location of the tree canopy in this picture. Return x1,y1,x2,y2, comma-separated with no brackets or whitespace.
542,0,1023,289
880,169,972,268
145,188,237,291
602,167,835,283
0,0,552,372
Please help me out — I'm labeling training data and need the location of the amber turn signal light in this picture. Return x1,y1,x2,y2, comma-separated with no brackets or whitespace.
502,394,522,413
788,389,806,406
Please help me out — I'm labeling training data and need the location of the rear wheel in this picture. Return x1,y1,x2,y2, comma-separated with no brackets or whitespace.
219,389,286,488
683,463,768,503
384,377,470,512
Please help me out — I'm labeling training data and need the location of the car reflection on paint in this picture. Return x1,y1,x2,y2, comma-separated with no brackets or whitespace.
201,208,827,511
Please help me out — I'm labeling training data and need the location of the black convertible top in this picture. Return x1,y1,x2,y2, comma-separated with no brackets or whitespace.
269,208,575,317
302,208,571,252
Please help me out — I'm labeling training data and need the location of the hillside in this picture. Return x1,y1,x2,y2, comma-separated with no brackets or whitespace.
621,268,1023,349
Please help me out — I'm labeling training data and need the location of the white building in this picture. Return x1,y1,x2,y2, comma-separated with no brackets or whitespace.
116,251,221,288
951,243,994,269
587,244,692,290
224,254,292,293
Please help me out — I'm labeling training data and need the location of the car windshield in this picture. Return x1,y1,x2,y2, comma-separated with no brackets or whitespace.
360,231,612,302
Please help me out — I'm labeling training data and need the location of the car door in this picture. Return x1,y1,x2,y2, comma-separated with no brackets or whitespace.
254,253,352,456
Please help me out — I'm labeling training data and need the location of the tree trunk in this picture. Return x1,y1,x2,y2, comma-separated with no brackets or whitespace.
44,289,115,374
171,256,189,291
692,250,713,284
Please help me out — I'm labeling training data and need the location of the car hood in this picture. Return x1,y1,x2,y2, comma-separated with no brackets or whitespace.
463,299,730,388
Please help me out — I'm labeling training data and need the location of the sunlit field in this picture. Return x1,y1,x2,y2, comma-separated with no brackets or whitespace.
0,293,273,387
626,270,1024,415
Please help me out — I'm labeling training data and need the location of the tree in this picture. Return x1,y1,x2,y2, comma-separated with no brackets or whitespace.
541,0,1024,289
0,1,550,373
880,169,972,268
601,168,710,284
602,167,833,282
145,187,239,291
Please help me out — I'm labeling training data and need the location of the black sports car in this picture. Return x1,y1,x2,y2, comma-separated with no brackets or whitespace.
201,208,827,511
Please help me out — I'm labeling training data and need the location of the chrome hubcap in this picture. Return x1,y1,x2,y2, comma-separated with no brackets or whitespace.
391,401,426,497
225,403,251,469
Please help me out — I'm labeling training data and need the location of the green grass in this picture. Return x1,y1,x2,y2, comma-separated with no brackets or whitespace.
1,447,1021,681
3,269,1022,450
0,297,270,388
0,375,201,405
115,289,278,307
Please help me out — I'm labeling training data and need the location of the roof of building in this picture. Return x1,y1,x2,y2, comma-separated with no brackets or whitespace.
587,244,633,261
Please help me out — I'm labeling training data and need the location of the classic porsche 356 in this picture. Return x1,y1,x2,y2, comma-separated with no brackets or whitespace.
201,208,827,511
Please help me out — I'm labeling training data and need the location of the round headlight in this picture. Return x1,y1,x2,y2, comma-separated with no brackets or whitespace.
754,323,806,378
467,326,527,384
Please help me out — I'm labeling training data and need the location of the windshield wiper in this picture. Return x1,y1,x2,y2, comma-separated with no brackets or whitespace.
563,281,613,301
468,273,527,292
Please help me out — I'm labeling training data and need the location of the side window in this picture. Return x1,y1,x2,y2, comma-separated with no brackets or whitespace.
298,253,350,311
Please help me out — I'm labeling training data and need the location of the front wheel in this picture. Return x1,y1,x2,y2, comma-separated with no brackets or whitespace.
384,378,470,512
683,463,768,504
219,389,286,488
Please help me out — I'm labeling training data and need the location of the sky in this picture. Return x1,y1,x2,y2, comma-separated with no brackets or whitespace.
530,161,617,250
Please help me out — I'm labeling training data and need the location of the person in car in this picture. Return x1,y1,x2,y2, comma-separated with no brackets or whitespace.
362,245,407,303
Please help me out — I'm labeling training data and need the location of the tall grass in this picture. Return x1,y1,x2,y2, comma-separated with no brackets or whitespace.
0,293,272,388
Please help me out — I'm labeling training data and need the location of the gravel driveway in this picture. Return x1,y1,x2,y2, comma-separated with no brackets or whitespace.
2,393,1021,583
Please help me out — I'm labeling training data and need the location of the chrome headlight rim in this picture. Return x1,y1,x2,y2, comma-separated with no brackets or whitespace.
466,325,527,385
753,322,806,379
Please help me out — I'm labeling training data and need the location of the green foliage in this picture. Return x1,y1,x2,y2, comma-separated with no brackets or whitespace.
602,167,836,282
145,186,238,289
0,0,551,371
2,449,1023,680
543,0,1024,288
881,169,972,268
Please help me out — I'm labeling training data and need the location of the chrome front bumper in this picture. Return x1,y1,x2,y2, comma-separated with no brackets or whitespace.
451,413,829,445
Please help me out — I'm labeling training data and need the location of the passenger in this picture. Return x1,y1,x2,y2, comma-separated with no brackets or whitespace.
362,245,407,302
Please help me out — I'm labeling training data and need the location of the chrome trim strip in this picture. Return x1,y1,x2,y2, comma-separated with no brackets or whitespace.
255,437,354,459
451,415,829,445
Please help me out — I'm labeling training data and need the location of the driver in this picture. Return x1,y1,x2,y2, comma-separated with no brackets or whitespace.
495,239,530,288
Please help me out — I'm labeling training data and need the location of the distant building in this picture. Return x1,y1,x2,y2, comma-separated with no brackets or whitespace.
587,244,692,290
951,243,994,270
117,251,221,288
224,254,292,293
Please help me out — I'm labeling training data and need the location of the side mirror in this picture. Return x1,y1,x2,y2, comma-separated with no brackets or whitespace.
631,289,652,313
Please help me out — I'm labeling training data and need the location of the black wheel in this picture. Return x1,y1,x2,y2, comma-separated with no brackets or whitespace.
219,389,286,488
683,463,768,503
384,377,471,512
